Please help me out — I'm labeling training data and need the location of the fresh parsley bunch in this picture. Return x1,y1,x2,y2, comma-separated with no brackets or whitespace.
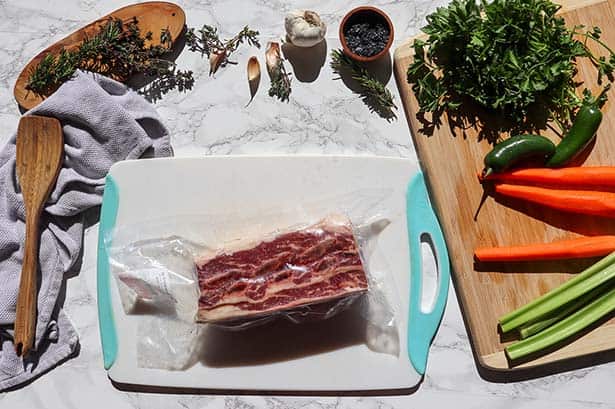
407,0,615,135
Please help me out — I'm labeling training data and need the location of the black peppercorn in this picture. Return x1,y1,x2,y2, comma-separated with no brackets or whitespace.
344,21,390,57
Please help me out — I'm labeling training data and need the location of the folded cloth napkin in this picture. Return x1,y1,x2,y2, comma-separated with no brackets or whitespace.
0,70,172,391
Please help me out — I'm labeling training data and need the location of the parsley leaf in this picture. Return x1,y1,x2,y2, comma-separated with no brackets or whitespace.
407,0,615,140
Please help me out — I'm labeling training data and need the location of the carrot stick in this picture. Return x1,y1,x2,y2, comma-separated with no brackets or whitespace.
475,236,615,262
481,166,615,189
494,183,615,218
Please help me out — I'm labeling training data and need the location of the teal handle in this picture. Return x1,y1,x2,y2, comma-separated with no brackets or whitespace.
406,171,450,375
97,175,119,370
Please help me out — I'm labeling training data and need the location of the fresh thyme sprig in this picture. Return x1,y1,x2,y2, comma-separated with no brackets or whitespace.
185,25,260,75
330,49,397,120
265,42,291,102
268,62,292,102
26,17,194,100
407,0,615,137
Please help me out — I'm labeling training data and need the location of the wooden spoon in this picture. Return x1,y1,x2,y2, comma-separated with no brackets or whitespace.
14,1,186,111
14,116,64,356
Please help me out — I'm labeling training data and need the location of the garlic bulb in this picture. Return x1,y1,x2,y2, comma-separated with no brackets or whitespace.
285,10,327,48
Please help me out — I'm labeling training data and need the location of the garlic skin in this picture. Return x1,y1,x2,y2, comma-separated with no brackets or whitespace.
247,56,261,105
209,51,226,76
265,42,282,77
285,10,327,48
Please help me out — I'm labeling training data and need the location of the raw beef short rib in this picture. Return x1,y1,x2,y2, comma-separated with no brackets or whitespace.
196,214,368,323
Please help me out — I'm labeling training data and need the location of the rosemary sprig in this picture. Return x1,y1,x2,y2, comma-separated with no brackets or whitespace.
330,49,397,120
185,25,260,75
26,17,194,100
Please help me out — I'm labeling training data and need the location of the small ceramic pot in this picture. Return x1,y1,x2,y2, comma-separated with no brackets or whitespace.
339,6,394,62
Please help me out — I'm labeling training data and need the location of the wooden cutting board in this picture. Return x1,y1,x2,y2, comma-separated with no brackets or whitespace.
13,1,185,111
393,0,615,374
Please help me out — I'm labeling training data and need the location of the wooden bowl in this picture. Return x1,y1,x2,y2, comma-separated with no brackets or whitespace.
339,6,394,63
13,1,185,111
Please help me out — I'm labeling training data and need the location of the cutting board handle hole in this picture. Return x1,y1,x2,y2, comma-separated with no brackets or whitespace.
419,233,439,313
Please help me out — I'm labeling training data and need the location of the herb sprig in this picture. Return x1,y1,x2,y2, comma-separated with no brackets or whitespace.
331,49,397,120
26,17,194,100
407,0,615,138
268,62,292,102
265,42,292,102
185,25,260,75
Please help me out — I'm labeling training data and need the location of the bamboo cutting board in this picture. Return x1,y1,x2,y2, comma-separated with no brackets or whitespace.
394,0,615,373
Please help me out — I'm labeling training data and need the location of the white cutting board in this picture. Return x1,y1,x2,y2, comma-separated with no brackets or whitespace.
96,155,447,392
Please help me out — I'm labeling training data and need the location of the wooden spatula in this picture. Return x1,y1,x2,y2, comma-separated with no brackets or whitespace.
14,115,64,356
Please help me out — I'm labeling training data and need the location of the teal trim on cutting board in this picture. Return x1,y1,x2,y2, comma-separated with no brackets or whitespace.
406,171,451,375
97,175,119,370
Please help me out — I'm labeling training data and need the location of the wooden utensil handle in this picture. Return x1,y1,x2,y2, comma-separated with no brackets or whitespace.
14,213,41,356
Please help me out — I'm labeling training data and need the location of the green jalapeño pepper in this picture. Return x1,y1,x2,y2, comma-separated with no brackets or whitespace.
546,103,603,168
483,135,556,177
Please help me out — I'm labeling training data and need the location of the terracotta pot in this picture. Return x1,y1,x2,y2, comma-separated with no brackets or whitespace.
339,6,394,62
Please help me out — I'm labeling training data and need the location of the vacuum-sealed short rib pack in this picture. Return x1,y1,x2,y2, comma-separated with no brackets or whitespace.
196,214,368,326
105,189,401,369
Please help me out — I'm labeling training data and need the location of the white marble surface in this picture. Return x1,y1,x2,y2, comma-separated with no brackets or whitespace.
1,0,615,408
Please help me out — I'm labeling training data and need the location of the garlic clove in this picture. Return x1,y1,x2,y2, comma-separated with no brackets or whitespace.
265,42,282,78
285,9,327,48
209,51,227,76
247,56,261,105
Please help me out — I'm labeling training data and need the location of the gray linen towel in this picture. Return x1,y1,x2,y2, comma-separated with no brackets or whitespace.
0,70,172,391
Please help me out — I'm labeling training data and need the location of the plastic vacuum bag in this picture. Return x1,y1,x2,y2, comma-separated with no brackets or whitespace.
105,188,401,369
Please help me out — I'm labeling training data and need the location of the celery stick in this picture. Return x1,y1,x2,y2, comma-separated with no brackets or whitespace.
502,262,615,333
499,252,615,333
506,284,615,361
518,286,606,339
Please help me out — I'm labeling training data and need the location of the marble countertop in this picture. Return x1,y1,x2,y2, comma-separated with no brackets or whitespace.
2,0,615,408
